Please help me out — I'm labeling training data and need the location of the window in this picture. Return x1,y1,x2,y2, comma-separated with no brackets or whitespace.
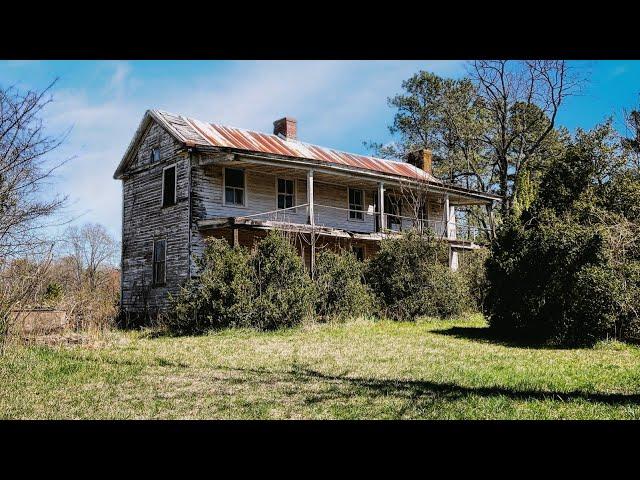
385,194,402,231
352,245,365,261
224,168,245,206
150,147,160,163
348,188,364,220
277,178,295,210
153,239,166,286
162,165,176,207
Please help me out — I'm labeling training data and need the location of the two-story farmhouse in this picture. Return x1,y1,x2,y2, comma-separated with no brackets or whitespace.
114,110,499,313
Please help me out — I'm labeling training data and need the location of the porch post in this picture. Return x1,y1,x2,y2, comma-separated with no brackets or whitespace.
444,194,450,239
307,169,314,225
307,169,316,275
378,181,385,232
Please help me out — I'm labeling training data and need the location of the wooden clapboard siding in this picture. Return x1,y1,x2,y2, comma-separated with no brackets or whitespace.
121,122,190,312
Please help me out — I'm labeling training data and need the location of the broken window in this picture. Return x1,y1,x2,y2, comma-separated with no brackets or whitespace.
162,165,176,207
349,188,364,220
150,147,160,163
277,178,295,210
224,168,245,206
153,239,166,286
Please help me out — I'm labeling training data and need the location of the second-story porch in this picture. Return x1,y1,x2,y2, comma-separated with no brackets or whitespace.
193,153,497,269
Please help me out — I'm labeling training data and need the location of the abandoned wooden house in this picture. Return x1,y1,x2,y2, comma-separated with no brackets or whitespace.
113,110,499,312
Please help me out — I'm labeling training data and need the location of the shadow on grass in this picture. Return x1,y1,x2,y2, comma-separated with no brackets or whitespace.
213,364,640,410
433,326,573,350
276,366,640,407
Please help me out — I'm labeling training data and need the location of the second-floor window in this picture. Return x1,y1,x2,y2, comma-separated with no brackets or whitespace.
385,194,402,231
162,165,176,207
349,188,364,220
224,168,245,206
277,178,295,210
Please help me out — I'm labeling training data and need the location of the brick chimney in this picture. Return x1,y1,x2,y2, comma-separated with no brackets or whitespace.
273,117,297,140
406,148,433,175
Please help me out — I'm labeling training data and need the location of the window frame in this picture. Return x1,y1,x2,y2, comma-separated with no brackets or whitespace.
161,163,177,208
385,193,402,231
150,147,160,163
348,187,365,222
276,177,297,212
152,238,167,287
222,167,247,208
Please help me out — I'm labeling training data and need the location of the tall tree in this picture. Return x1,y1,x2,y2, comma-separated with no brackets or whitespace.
0,80,67,349
0,80,68,258
65,223,119,291
374,61,581,227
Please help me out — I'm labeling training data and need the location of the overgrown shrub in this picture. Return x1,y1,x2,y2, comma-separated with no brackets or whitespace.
314,249,374,321
458,249,489,313
365,230,467,320
251,231,314,330
165,231,313,334
166,238,255,334
485,211,640,346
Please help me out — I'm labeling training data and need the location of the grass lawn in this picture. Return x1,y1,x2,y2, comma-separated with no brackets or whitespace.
2,314,640,419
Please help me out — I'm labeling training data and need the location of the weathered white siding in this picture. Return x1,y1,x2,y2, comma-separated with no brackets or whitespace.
121,122,190,312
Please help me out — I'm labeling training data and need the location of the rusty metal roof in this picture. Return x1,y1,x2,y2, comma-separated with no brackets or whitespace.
151,110,438,183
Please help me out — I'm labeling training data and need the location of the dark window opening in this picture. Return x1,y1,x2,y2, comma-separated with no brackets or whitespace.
352,245,365,261
385,194,402,231
277,178,295,210
349,188,364,220
225,168,245,206
150,147,160,163
162,165,176,207
153,239,166,286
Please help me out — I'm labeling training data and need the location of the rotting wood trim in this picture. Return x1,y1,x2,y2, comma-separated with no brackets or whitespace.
196,216,486,247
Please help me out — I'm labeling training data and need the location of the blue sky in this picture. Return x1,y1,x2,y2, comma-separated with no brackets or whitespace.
1,60,639,239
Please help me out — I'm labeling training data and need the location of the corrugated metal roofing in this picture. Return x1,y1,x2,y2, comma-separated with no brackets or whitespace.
152,110,438,183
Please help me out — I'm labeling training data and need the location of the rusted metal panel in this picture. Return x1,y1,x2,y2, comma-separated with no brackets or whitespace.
154,110,437,183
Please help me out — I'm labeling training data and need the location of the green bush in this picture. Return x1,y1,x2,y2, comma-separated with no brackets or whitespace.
251,231,314,330
166,231,313,334
365,230,467,320
166,238,255,334
314,249,374,321
458,249,489,313
485,211,640,346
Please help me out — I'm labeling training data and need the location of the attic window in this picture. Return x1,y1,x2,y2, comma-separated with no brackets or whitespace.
150,148,160,162
162,164,176,207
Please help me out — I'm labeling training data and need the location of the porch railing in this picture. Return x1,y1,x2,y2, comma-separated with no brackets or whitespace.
240,202,488,243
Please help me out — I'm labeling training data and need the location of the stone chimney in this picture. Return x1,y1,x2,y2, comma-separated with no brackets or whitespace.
273,117,297,140
406,148,433,175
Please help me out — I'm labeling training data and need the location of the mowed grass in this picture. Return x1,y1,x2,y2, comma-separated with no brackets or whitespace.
2,314,640,419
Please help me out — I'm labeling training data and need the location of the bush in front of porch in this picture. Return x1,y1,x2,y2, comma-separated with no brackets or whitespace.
365,230,469,321
164,231,314,334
